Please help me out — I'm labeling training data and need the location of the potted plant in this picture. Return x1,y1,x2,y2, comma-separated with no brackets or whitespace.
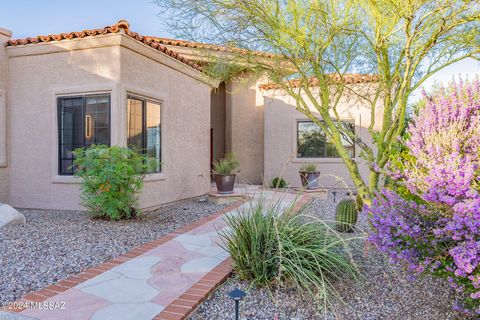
299,163,320,190
212,153,240,194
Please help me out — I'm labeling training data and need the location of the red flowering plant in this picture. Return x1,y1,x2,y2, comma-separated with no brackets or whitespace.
365,79,480,315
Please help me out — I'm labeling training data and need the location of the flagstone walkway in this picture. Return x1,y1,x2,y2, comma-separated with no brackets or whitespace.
0,187,309,320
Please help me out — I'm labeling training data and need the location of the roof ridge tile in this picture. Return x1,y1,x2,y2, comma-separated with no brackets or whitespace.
259,74,379,90
6,20,203,72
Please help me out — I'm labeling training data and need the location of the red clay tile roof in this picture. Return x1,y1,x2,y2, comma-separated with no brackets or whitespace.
145,36,277,59
258,74,379,90
6,20,203,72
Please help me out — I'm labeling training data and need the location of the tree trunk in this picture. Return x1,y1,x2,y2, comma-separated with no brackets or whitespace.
368,170,379,196
343,157,372,206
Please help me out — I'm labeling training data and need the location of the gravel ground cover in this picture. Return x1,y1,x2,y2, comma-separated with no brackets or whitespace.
190,193,463,320
0,198,227,304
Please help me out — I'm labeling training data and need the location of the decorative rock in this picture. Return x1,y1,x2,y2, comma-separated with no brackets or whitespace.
110,256,161,280
91,302,164,320
80,277,159,303
0,311,39,319
76,271,122,290
175,233,215,247
1,199,228,304
0,204,25,228
181,257,222,273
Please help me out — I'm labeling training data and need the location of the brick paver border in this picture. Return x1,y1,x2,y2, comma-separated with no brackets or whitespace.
154,258,234,320
154,194,312,320
4,192,312,320
4,199,246,313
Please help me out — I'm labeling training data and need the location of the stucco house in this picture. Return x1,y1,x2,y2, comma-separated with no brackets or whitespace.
0,20,379,210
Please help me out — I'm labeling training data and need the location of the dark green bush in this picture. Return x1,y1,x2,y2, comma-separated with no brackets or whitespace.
73,145,153,220
270,177,287,189
220,199,358,300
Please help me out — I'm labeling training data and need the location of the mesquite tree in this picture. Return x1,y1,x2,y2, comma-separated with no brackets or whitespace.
156,0,480,202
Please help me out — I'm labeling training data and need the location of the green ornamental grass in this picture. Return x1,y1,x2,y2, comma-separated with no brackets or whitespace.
299,163,318,173
212,153,239,175
220,198,358,305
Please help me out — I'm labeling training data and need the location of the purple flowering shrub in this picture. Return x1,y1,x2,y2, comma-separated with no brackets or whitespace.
404,80,480,205
366,80,480,314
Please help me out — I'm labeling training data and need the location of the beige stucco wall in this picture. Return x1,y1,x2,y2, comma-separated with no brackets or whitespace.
7,44,121,210
210,82,226,162
0,169,7,203
263,87,382,190
226,76,265,184
6,34,212,210
0,28,11,203
119,46,211,209
142,44,383,191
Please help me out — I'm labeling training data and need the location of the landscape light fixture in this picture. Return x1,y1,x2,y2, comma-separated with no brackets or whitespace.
228,288,246,320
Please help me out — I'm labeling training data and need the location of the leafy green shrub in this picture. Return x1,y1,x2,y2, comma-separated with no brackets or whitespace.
220,199,357,300
270,177,287,189
73,145,152,220
299,163,318,173
212,153,239,175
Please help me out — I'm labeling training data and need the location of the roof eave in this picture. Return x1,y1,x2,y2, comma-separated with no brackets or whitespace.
120,35,219,87
6,33,220,88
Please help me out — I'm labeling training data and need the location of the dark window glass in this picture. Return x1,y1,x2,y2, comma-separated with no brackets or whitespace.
127,96,161,173
297,120,355,158
58,95,110,175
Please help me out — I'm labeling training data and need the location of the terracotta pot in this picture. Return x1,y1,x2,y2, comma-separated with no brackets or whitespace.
214,174,236,194
299,171,320,190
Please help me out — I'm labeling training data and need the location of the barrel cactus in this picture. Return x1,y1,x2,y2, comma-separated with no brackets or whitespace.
335,199,358,232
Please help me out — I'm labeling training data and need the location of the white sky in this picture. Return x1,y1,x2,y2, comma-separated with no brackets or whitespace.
410,58,480,103
0,0,477,105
